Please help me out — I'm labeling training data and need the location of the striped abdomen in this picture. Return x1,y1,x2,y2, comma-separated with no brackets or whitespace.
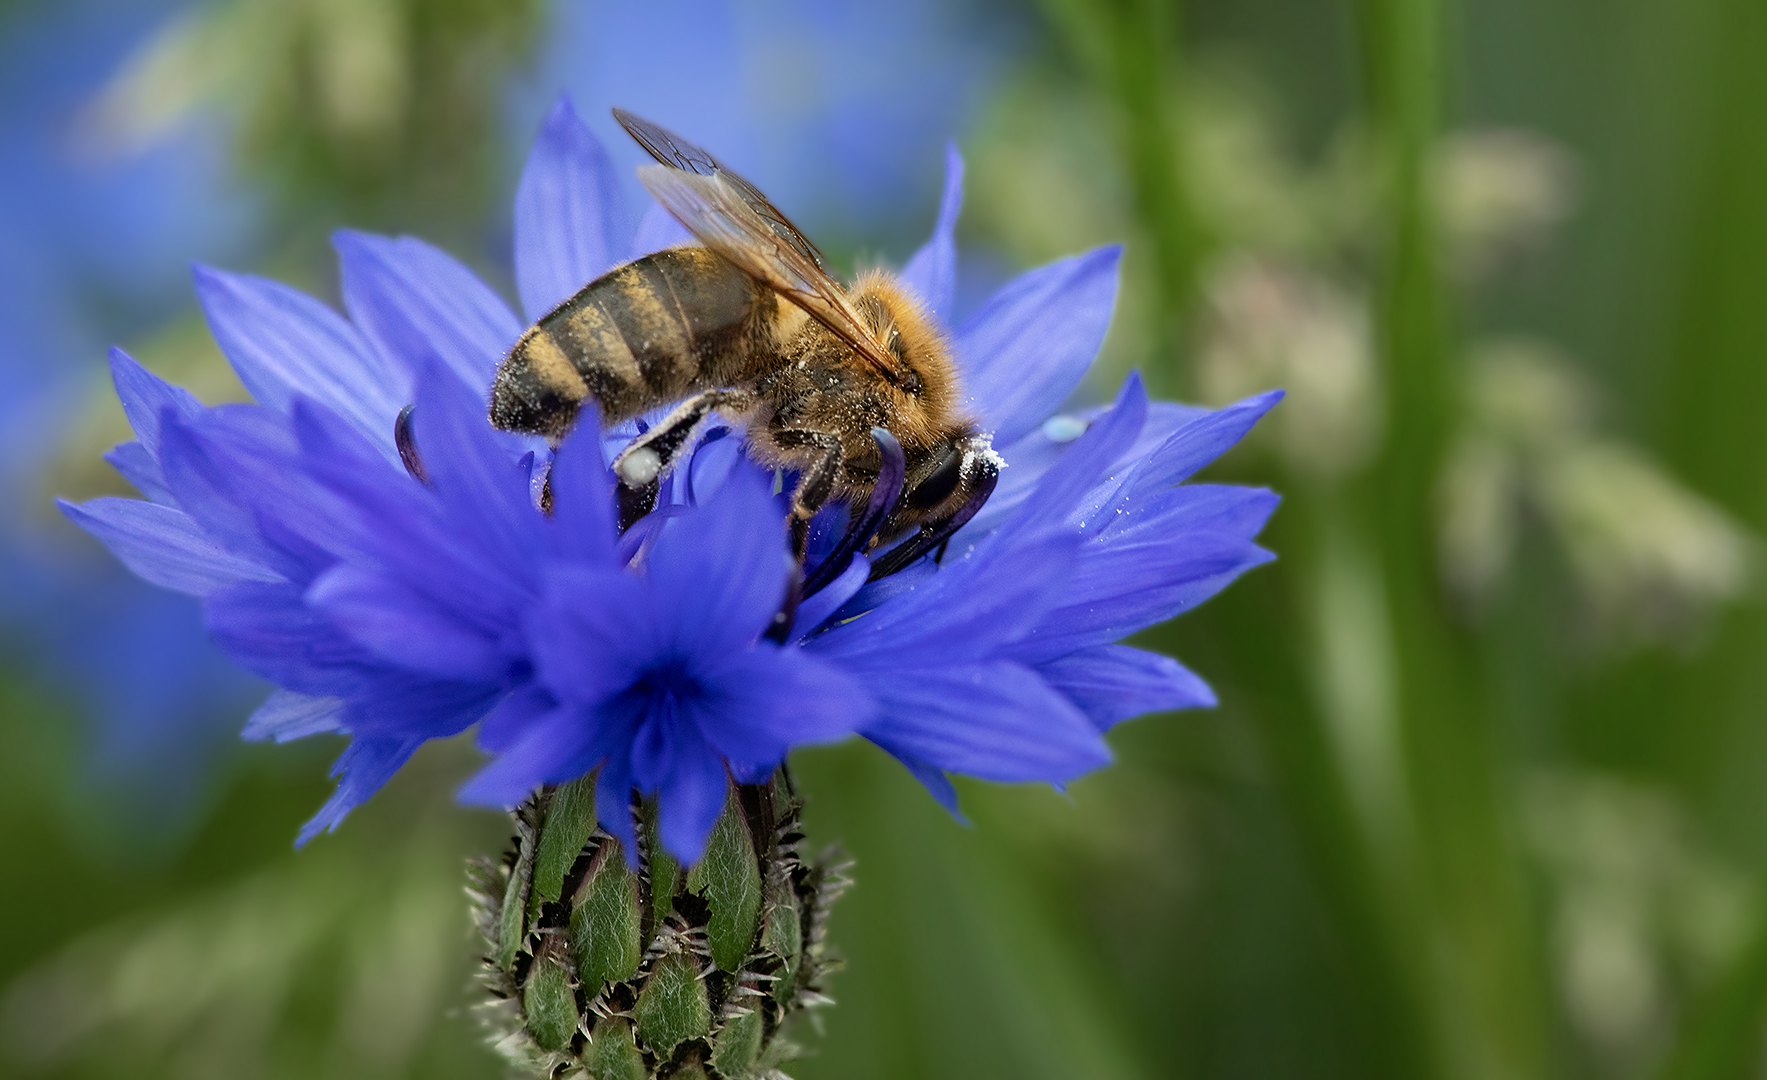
489,247,772,439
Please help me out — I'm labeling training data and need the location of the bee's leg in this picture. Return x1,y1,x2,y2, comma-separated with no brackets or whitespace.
760,429,846,645
800,427,905,598
866,449,1001,581
774,429,847,560
615,479,657,531
612,388,756,528
613,387,757,488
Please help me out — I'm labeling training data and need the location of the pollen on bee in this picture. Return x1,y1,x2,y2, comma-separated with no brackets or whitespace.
619,447,663,487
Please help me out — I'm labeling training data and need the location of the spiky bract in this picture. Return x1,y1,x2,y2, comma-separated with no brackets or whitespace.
470,772,842,1079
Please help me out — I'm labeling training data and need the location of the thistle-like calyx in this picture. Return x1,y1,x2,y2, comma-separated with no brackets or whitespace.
470,772,842,1079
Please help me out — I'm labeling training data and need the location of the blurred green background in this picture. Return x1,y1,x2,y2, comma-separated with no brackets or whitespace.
5,0,1767,1078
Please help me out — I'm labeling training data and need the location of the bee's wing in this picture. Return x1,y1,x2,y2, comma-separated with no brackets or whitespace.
614,108,827,271
636,164,906,385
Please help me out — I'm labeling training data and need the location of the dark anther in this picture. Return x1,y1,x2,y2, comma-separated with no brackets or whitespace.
800,428,906,598
617,479,659,532
867,448,999,582
394,404,431,485
765,562,804,644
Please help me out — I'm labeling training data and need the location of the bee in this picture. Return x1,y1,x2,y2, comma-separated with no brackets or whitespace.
489,109,999,581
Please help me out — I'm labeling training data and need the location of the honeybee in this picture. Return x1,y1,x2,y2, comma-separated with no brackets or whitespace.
489,109,999,582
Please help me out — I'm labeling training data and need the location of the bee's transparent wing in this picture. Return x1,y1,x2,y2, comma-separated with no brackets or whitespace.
614,108,827,271
636,164,906,385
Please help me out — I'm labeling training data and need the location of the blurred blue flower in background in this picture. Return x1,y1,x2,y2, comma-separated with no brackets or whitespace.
0,0,260,824
518,0,1018,255
63,99,1277,860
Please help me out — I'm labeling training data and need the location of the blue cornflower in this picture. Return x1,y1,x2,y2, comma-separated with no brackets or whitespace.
62,98,1278,860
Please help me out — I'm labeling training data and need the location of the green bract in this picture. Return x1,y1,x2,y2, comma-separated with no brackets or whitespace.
470,774,843,1078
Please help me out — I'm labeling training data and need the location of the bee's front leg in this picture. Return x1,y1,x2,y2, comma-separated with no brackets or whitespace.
773,429,846,562
760,429,845,645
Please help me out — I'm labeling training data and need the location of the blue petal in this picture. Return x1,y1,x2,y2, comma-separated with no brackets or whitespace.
242,689,348,742
1100,485,1281,545
962,398,1213,543
630,201,695,258
305,563,509,681
546,415,618,565
655,737,730,864
871,744,965,818
900,142,963,320
334,230,524,396
109,347,204,458
104,441,173,504
157,406,332,582
812,533,1077,666
646,459,790,658
792,553,869,637
60,497,282,596
821,556,937,625
681,431,742,505
859,661,1110,783
958,246,1122,445
1037,645,1216,731
528,567,659,704
193,265,403,455
987,373,1147,549
205,580,374,696
408,366,547,582
459,698,629,808
1095,390,1285,518
689,646,870,764
1016,537,1277,662
478,685,560,753
594,744,640,859
338,670,501,742
297,735,424,845
514,97,625,321
285,403,528,622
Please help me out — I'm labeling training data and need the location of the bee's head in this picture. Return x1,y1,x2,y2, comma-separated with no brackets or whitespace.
850,271,966,445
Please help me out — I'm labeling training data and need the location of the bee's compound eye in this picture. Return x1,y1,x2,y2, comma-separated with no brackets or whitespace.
905,444,965,510
617,446,663,488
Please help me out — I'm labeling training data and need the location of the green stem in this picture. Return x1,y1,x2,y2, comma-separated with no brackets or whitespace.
1354,0,1552,1077
1193,508,1438,1080
1038,0,1200,396
1656,894,1767,1080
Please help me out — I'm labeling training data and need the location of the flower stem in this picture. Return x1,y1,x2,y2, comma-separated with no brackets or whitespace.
1355,0,1552,1077
1655,891,1767,1080
1037,0,1200,396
